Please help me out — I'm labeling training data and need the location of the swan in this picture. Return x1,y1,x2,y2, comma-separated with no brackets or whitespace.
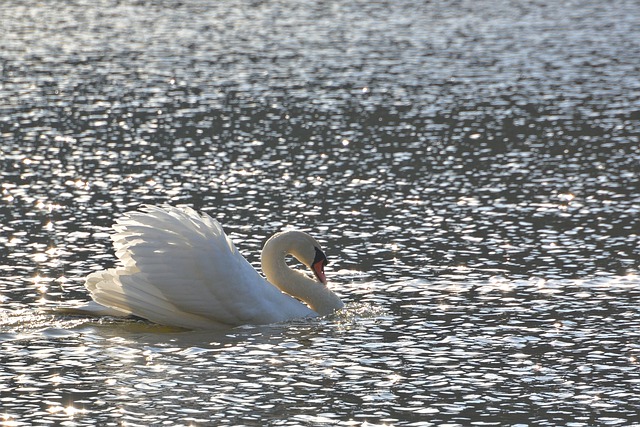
74,205,344,329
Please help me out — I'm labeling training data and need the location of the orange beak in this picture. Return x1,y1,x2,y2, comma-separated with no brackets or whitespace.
312,259,327,284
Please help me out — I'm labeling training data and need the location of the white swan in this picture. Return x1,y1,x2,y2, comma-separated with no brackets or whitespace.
75,205,344,329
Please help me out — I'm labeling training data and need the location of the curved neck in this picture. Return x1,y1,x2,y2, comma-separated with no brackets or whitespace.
261,232,344,316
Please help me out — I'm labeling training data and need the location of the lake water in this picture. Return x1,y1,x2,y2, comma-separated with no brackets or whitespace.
1,0,639,425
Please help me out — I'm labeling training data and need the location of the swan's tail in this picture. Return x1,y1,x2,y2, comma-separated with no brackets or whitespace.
56,300,131,317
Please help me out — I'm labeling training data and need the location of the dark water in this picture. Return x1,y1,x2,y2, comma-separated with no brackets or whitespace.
1,0,639,425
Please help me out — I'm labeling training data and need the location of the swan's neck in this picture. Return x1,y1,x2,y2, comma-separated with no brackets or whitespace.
261,233,344,316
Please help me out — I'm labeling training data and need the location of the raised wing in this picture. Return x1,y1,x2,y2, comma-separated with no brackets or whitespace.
86,205,314,329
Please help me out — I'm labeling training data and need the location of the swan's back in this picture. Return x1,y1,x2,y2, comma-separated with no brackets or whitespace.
85,205,315,329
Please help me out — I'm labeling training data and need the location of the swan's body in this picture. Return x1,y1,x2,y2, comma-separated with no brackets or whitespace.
77,205,344,329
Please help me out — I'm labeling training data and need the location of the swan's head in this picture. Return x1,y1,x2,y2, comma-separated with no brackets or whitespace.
286,232,329,284
263,230,329,285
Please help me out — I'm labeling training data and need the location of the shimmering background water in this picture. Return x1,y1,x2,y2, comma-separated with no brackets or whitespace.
1,0,639,425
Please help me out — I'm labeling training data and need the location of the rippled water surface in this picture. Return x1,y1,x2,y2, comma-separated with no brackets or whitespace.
1,0,639,425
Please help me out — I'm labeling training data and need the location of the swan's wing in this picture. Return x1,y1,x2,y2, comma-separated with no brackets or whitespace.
86,205,314,329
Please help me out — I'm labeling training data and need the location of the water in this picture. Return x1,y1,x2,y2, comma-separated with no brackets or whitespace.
1,0,639,424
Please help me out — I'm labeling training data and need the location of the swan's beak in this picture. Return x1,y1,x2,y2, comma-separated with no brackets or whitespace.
312,259,327,284
312,247,328,284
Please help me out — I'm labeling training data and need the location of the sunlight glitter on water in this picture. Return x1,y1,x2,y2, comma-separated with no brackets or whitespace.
1,0,639,424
